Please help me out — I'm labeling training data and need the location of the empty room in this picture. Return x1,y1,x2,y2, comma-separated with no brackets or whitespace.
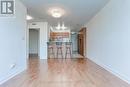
0,0,130,87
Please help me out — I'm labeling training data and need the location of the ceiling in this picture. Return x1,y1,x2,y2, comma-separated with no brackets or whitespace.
21,0,109,31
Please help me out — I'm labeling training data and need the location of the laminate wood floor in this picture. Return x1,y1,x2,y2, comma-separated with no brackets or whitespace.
0,57,130,87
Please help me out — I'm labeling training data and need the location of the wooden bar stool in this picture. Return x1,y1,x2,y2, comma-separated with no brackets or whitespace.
56,42,63,58
47,42,55,58
65,42,72,59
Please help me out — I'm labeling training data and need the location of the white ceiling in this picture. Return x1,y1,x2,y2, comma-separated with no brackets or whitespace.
21,0,109,31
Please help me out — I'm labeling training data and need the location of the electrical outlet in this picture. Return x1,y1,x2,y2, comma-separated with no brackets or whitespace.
10,63,16,69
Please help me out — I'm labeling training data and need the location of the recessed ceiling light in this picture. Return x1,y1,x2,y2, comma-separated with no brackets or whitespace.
48,7,65,18
26,15,33,20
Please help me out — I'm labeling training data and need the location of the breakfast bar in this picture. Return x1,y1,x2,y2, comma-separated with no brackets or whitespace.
47,42,72,58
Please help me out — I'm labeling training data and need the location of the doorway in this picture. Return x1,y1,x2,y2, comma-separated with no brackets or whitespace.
71,33,78,53
29,29,40,57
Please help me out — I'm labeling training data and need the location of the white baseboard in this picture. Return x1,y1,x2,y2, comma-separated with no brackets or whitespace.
0,67,26,85
86,57,130,84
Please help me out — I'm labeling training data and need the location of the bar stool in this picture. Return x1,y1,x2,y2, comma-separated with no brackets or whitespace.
56,42,63,58
65,42,72,59
47,42,55,58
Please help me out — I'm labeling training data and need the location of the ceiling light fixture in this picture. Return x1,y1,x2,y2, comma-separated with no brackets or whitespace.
61,22,67,30
56,22,61,30
26,15,33,20
48,7,65,18
55,22,67,30
52,9,62,18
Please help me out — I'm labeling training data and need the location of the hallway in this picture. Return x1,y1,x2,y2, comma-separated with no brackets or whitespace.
1,57,129,87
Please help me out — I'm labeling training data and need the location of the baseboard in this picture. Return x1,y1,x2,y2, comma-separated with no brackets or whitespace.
0,67,26,85
86,57,130,84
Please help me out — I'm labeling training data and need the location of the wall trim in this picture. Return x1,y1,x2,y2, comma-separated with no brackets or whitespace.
86,57,130,84
0,67,26,85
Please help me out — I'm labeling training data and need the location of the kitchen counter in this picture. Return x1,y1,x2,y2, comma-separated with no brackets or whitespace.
47,41,72,43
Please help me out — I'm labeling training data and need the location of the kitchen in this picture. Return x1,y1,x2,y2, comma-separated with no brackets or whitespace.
47,24,72,59
47,24,86,59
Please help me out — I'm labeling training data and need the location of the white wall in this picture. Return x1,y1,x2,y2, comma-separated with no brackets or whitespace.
28,22,48,59
0,0,27,84
29,29,39,54
85,0,130,84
